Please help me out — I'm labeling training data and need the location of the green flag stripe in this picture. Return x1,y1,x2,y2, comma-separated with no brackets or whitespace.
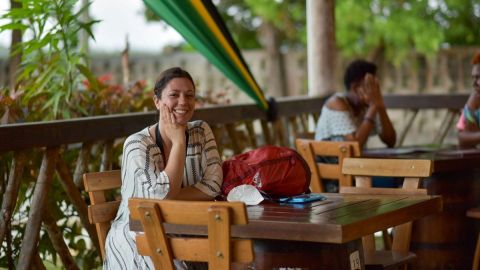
143,0,268,109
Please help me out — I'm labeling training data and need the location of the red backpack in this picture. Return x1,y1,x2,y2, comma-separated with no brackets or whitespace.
221,145,311,198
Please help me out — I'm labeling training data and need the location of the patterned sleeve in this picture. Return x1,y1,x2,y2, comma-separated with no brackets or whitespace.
456,111,466,131
193,121,223,197
315,107,357,140
121,131,170,200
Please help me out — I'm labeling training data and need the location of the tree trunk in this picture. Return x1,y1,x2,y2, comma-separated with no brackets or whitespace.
101,139,114,171
0,151,26,244
56,157,100,252
122,38,130,86
73,142,92,188
258,22,286,97
43,201,80,270
79,0,90,55
17,148,59,270
307,0,336,96
8,0,23,91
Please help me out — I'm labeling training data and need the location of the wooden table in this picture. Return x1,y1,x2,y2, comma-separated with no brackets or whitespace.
364,146,480,269
131,193,442,270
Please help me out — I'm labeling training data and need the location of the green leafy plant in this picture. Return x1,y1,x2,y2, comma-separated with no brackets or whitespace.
0,0,99,121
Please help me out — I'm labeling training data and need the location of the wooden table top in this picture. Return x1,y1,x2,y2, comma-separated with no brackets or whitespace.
130,193,442,245
363,146,480,172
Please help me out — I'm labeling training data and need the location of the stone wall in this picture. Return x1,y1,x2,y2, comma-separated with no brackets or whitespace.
1,47,478,97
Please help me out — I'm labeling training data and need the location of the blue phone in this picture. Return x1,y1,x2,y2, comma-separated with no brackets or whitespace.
279,194,326,204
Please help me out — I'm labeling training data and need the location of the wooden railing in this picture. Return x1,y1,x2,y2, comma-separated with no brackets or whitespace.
0,93,468,269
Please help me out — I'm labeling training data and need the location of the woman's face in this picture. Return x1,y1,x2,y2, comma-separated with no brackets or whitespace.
154,77,195,125
472,64,480,94
351,79,369,108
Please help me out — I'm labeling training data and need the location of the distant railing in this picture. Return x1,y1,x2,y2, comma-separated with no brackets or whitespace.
0,93,468,269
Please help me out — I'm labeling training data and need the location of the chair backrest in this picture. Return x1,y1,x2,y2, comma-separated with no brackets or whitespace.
340,157,433,253
295,139,361,192
129,198,254,270
83,170,122,260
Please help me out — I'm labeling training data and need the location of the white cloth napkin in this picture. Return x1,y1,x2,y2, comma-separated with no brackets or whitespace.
226,184,264,205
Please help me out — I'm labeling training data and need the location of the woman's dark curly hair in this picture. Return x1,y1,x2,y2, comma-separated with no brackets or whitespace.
154,67,195,97
343,59,377,91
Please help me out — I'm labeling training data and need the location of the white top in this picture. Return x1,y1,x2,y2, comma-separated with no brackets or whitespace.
103,120,222,270
314,94,380,142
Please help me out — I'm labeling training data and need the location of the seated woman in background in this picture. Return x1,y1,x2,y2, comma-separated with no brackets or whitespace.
314,60,397,192
314,59,396,148
457,52,480,148
103,67,222,270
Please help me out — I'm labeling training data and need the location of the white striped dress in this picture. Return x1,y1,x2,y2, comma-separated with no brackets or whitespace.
103,120,222,270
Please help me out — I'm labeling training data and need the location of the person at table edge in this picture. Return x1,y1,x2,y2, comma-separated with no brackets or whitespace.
314,59,396,148
103,67,222,270
457,52,480,148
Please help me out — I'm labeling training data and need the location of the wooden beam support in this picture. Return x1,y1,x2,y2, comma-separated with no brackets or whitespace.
56,157,100,252
17,147,59,270
0,150,26,245
43,201,80,270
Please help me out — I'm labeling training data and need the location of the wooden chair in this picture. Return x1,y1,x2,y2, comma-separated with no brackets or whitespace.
467,208,480,270
340,157,433,270
129,198,254,270
83,170,122,260
295,139,361,192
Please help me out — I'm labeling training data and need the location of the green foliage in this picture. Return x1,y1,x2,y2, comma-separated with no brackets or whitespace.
0,0,99,121
214,0,262,49
439,0,480,45
150,0,478,64
336,0,444,65
0,1,154,269
244,0,306,47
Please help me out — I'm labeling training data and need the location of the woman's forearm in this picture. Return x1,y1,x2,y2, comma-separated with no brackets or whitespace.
175,186,213,200
164,142,186,199
458,130,480,148
352,105,378,147
377,106,396,147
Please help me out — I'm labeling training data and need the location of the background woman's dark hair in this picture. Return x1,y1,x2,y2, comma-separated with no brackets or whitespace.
472,52,480,65
343,59,377,91
154,67,195,97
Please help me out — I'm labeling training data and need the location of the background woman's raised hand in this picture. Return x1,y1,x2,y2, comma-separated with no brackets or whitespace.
364,73,384,108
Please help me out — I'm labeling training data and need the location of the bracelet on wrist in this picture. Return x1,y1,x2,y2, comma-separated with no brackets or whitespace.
363,116,375,125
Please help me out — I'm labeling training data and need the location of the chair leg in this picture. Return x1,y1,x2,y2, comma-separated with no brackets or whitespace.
382,229,392,250
473,232,480,270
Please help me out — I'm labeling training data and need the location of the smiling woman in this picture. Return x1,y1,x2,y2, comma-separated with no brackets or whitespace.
103,67,222,270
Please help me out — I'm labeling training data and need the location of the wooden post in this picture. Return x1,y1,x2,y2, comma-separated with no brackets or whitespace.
17,147,59,270
212,125,224,157
56,157,100,252
288,116,300,140
244,121,257,149
32,251,46,270
0,150,26,244
433,109,458,145
307,0,336,96
260,120,273,145
73,142,92,188
273,119,287,146
397,109,419,147
225,123,241,154
260,22,286,97
43,201,80,270
100,139,114,172
8,0,23,91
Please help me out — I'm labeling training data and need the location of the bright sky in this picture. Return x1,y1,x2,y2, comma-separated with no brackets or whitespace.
0,0,185,53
